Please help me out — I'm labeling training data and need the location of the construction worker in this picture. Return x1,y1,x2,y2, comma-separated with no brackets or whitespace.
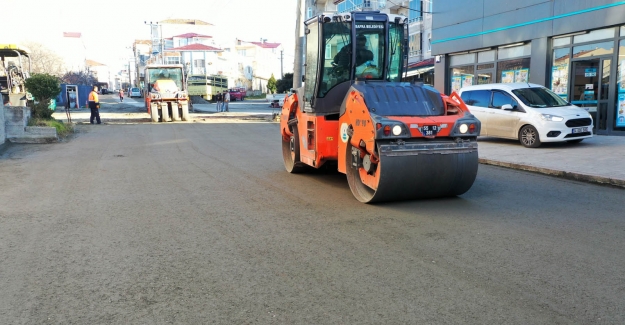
88,86,102,124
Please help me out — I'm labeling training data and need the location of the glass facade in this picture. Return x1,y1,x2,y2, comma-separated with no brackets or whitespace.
617,40,625,131
549,26,625,134
448,44,530,93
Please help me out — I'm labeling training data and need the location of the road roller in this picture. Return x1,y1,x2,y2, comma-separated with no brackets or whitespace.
281,11,481,203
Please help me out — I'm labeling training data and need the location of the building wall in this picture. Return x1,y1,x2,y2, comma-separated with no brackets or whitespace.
432,0,625,55
432,0,625,135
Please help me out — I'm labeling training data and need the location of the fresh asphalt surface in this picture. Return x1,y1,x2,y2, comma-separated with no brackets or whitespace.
1,95,624,324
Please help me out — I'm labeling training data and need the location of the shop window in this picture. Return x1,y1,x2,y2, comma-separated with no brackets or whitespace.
621,26,625,37
497,58,530,83
553,37,570,47
616,40,625,131
551,48,570,98
573,28,615,44
573,41,614,58
449,53,475,66
498,44,531,60
477,50,495,63
450,65,474,93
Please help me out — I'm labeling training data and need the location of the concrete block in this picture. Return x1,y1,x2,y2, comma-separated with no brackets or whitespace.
25,126,57,137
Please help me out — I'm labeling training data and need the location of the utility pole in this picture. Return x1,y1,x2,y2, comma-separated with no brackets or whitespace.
280,50,284,78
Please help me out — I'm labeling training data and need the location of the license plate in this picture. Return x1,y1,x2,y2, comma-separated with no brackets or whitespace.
572,127,588,133
421,125,439,136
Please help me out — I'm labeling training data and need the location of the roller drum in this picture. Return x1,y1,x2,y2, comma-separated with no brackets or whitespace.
347,140,478,203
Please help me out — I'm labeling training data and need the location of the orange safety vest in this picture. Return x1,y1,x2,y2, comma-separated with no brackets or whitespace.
88,91,99,102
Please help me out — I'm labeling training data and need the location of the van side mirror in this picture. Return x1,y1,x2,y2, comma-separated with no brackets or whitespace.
501,104,514,110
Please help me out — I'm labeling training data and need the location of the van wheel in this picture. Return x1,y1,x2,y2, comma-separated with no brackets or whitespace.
519,125,541,148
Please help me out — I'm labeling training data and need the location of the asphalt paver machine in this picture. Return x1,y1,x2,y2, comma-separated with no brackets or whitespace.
280,11,481,203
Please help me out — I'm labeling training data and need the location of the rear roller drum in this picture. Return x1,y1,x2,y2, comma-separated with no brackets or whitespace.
282,125,307,173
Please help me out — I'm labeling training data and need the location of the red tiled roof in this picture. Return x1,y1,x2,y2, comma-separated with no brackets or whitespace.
248,41,281,49
167,44,222,51
173,33,212,39
407,57,435,69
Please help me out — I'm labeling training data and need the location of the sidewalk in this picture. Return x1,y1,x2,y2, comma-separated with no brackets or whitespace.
478,135,625,188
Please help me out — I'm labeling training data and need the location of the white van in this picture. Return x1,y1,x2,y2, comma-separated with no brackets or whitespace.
458,83,594,148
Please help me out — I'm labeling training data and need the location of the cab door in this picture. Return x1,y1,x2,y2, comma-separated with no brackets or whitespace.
487,90,523,139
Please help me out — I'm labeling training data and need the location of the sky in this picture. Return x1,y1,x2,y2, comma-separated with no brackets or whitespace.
2,0,298,72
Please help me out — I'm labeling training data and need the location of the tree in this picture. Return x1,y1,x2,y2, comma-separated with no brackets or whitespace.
61,70,97,85
267,74,277,94
276,73,294,93
22,42,66,77
24,73,61,119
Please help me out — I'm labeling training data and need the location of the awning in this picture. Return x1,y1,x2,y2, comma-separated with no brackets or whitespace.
405,65,434,77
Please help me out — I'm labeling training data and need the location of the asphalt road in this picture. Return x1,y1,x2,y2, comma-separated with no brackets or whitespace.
1,113,624,323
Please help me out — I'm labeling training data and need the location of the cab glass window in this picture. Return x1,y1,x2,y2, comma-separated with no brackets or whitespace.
319,21,351,98
353,21,385,80
305,22,320,106
387,22,403,82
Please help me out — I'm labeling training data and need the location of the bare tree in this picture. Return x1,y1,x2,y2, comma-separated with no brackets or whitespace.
22,42,66,77
61,70,97,85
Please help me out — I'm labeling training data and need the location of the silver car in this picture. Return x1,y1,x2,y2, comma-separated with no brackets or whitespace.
458,83,594,148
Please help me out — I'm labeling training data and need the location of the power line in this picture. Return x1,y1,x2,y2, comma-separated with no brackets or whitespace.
386,0,433,14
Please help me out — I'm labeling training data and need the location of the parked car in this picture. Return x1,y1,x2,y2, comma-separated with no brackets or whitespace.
228,88,244,101
129,87,142,98
458,83,593,148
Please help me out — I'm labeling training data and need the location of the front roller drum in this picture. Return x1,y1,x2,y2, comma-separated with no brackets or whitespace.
346,142,479,203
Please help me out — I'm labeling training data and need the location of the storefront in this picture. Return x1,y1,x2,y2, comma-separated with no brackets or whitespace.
442,25,625,136
432,0,625,136
550,27,625,134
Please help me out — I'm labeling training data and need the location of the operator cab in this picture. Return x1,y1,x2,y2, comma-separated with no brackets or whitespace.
303,12,407,114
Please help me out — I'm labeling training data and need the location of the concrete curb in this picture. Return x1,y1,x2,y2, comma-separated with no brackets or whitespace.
479,158,625,189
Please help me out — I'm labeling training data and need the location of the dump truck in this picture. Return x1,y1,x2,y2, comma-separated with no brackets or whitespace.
0,44,32,106
280,11,481,203
144,64,190,122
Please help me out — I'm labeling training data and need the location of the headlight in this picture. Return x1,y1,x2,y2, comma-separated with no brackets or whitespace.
458,124,468,134
392,125,402,136
540,114,564,122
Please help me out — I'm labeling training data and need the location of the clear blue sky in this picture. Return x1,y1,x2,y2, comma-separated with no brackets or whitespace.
2,0,297,71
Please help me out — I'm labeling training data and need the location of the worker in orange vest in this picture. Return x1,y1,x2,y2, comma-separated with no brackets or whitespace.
88,86,102,124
